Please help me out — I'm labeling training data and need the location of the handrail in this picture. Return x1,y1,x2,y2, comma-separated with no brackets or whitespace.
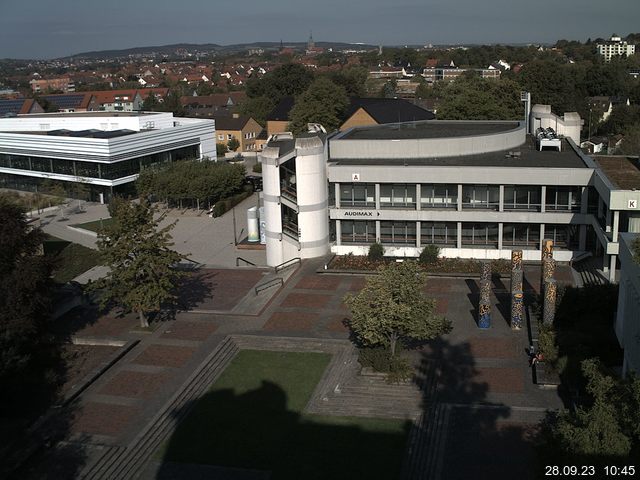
274,257,301,273
254,277,284,294
236,257,257,267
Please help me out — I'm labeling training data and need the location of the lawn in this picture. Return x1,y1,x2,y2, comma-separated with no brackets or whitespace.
72,217,114,233
43,236,100,283
160,350,410,479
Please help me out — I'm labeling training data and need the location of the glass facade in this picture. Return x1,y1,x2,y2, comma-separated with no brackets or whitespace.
502,223,540,248
380,184,416,209
546,186,581,212
545,224,579,249
462,185,500,210
421,184,457,208
421,222,457,246
279,158,297,202
380,221,417,245
340,183,375,208
504,185,541,211
281,204,298,239
341,220,376,244
0,145,198,182
461,223,499,248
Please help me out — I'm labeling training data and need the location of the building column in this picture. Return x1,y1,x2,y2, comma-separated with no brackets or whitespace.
335,183,340,208
499,185,504,212
457,184,463,211
579,225,587,251
613,210,620,241
375,183,381,210
580,186,588,214
376,220,381,243
606,208,612,234
597,196,603,219
498,223,503,250
539,224,545,250
457,221,462,249
540,186,546,213
415,184,421,211
609,255,617,283
336,220,341,246
416,221,421,248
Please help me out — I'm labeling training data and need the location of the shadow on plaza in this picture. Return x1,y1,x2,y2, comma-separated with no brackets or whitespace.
417,338,539,480
155,381,411,480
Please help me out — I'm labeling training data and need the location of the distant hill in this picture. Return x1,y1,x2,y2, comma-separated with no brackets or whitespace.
66,41,378,60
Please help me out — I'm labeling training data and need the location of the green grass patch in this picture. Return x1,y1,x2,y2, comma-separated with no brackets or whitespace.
160,350,409,479
43,236,100,283
72,217,114,233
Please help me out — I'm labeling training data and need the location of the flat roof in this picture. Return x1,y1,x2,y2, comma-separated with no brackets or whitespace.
3,129,139,139
17,111,159,118
339,121,520,140
331,137,588,169
595,156,640,190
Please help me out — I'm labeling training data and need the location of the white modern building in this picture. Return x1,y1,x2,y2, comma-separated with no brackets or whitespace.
259,106,640,281
614,233,640,375
0,111,216,202
597,35,636,62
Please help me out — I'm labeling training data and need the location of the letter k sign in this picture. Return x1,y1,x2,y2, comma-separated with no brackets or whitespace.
629,199,637,209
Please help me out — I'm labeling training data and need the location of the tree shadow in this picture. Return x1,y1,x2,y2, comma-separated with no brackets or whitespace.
464,278,480,326
155,381,411,480
491,275,511,327
174,270,215,313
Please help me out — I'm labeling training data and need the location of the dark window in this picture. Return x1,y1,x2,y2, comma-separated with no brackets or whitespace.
421,222,457,245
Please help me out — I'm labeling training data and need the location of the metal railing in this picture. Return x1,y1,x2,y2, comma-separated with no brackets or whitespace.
274,257,301,273
236,257,257,267
254,277,284,294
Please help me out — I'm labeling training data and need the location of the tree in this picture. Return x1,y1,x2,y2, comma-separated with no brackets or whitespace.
437,76,523,120
540,358,640,463
227,137,240,152
239,96,275,125
327,66,369,97
0,198,53,383
617,124,640,156
288,77,349,133
344,262,452,357
368,242,384,261
92,198,186,327
141,91,159,111
245,63,315,101
216,142,228,157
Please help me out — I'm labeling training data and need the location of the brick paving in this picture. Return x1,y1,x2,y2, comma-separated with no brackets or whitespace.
30,258,572,480
131,345,196,369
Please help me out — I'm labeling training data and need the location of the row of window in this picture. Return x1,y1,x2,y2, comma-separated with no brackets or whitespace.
336,183,583,212
339,220,578,249
0,145,199,180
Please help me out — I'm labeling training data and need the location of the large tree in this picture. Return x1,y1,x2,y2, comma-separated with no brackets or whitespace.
344,261,451,357
92,198,186,327
288,77,349,133
245,63,315,101
0,199,54,383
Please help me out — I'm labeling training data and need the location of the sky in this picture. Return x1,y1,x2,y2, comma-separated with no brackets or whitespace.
0,0,639,59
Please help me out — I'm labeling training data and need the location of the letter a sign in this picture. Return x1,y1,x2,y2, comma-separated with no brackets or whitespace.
352,173,360,182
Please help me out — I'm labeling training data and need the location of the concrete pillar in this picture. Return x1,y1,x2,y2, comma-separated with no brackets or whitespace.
606,208,612,234
376,220,380,243
498,223,503,250
375,183,380,210
610,255,617,283
539,224,545,250
335,183,340,208
580,186,588,215
416,184,421,211
603,254,609,272
457,184,463,211
540,186,546,213
499,185,504,212
613,210,620,241
336,220,341,246
577,224,587,251
457,221,462,249
416,221,421,248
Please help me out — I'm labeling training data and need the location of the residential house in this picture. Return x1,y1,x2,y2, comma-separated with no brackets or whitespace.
181,92,247,118
40,93,98,112
0,98,44,117
29,77,75,93
597,35,636,62
214,114,263,152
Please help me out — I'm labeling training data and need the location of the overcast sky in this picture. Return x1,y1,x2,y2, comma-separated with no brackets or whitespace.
1,0,639,59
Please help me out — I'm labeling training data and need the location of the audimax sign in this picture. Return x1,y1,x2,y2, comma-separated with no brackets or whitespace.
343,211,381,217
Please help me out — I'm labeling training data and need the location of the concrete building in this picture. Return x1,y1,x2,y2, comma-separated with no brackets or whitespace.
258,106,640,280
614,233,640,375
214,115,263,152
597,35,636,62
0,111,216,202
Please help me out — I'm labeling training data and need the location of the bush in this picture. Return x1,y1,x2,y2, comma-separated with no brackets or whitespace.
252,162,262,173
368,242,385,261
211,189,253,217
419,244,440,264
358,346,412,383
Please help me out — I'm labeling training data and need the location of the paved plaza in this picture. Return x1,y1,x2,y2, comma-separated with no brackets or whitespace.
19,254,574,479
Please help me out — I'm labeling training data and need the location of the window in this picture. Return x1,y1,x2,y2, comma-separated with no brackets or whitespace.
461,223,499,248
504,186,541,211
421,184,457,208
380,184,416,208
546,186,581,211
341,220,376,244
227,134,233,140
502,223,540,248
545,224,579,249
218,135,224,140
421,222,457,246
340,183,375,208
462,185,499,210
380,221,416,245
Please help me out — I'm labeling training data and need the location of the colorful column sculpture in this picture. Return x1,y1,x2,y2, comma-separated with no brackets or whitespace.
511,249,523,271
511,268,523,296
540,239,553,293
481,261,492,283
478,279,491,329
511,291,524,330
543,279,557,325
542,257,556,285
